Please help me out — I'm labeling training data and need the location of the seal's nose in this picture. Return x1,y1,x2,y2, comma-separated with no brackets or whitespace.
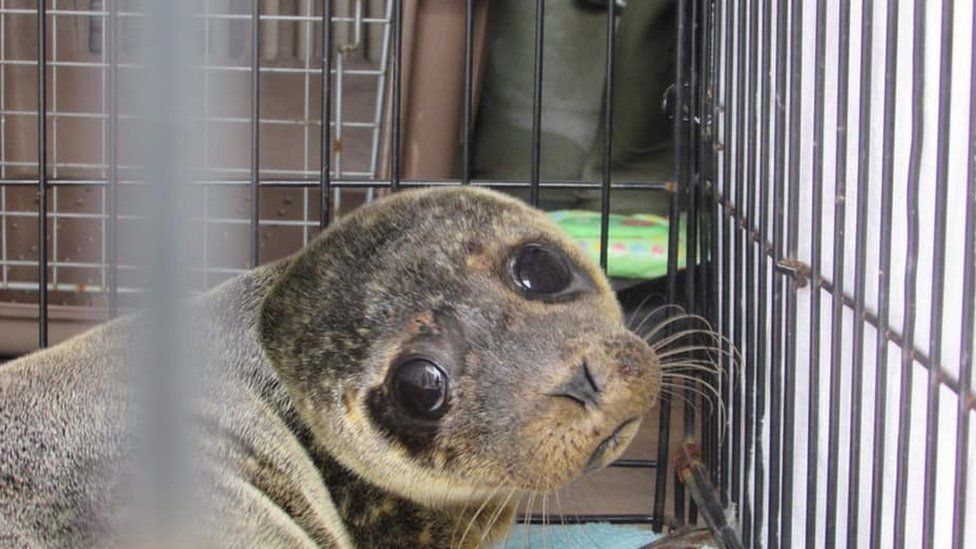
548,359,602,409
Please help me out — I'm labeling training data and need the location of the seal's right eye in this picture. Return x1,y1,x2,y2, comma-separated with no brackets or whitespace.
511,244,576,299
391,359,449,419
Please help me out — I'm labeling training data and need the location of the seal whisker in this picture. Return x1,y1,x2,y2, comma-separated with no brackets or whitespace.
451,486,500,547
456,486,500,549
661,366,724,393
662,351,722,361
660,380,718,419
661,363,723,380
659,386,704,414
658,344,714,361
476,487,518,548
653,340,740,370
625,291,664,331
661,380,719,412
520,488,539,549
657,340,727,381
552,485,569,532
649,329,719,353
659,387,721,442
650,328,738,359
659,353,723,370
661,382,709,400
450,503,474,549
656,333,740,424
554,482,597,549
642,316,738,419
661,372,723,404
526,481,545,545
657,345,719,368
632,304,689,337
542,480,550,549
659,349,725,379
448,508,463,548
660,376,726,434
651,329,743,369
449,513,465,549
638,309,710,340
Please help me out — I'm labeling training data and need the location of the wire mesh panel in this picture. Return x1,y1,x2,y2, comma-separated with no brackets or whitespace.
0,0,392,317
709,0,976,546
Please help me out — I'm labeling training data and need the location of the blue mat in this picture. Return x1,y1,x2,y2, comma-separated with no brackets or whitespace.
496,523,661,549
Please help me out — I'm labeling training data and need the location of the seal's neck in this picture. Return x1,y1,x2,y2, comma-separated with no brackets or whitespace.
308,448,516,549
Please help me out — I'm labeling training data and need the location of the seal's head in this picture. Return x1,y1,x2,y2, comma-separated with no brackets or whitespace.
260,187,661,506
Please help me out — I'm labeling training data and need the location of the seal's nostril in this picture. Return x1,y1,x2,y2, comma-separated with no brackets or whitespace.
548,359,602,409
581,359,601,394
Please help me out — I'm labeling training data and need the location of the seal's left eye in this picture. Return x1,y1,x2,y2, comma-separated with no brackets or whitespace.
391,359,448,419
512,244,574,297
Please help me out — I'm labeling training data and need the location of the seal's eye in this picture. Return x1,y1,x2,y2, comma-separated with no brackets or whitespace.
391,359,449,419
512,244,574,297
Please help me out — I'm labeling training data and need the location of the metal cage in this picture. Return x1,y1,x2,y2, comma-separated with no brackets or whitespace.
708,0,976,547
3,0,975,547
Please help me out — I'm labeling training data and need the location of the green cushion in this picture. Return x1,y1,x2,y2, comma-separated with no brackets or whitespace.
548,210,685,280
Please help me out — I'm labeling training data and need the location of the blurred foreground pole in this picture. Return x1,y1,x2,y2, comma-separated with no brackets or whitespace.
126,0,205,544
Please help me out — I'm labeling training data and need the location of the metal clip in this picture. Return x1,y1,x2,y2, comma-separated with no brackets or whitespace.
775,258,812,288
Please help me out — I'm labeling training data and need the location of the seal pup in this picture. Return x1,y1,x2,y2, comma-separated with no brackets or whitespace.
1,187,663,548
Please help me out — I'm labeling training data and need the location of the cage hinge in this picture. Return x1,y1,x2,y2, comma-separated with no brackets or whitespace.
775,258,811,288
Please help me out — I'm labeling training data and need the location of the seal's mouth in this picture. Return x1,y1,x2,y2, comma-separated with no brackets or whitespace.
584,417,640,473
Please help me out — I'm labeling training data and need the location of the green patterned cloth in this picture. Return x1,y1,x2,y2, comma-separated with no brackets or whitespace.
548,210,685,280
